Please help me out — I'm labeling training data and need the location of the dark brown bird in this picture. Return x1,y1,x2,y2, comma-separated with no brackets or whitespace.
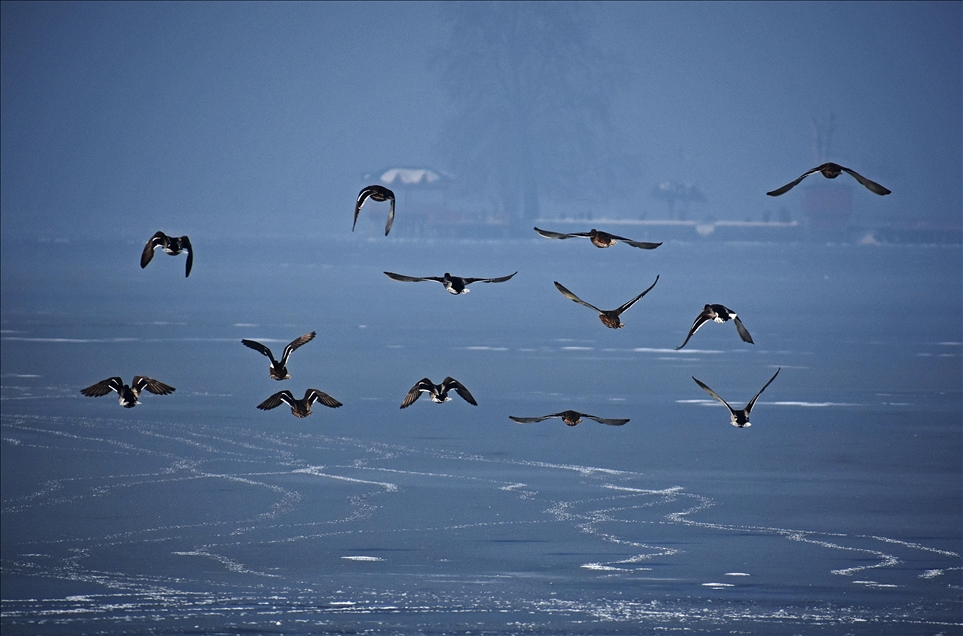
241,332,316,380
767,163,890,197
141,231,193,277
384,271,517,295
677,304,753,350
534,227,661,250
81,376,175,408
554,275,659,329
353,185,396,235
509,410,629,427
401,377,477,408
692,368,780,428
256,388,342,418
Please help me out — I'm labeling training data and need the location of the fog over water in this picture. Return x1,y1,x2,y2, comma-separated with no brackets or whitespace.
1,2,960,238
2,2,961,635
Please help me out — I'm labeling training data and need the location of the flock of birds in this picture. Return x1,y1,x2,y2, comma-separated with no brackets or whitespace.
81,162,890,428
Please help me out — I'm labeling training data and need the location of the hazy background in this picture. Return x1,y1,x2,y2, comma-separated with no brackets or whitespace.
2,1,960,242
2,4,962,633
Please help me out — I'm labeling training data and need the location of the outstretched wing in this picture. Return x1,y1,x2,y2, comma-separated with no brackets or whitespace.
384,271,431,283
692,376,735,414
583,414,630,426
384,192,395,236
553,281,603,313
840,167,891,195
463,271,517,285
533,227,578,240
241,339,278,364
617,237,663,250
353,188,372,231
615,275,660,315
180,236,193,277
280,331,316,365
257,390,295,411
81,377,124,397
733,316,754,344
133,376,175,395
305,389,342,409
141,231,165,268
442,377,477,406
401,378,433,409
508,414,557,424
676,307,713,350
745,368,780,415
766,166,821,197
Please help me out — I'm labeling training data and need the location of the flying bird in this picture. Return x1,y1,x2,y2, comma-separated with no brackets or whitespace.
554,275,659,329
766,163,891,197
241,331,316,380
401,377,477,408
141,231,193,277
692,368,781,428
384,271,517,295
509,410,629,427
256,388,342,418
353,185,396,235
534,227,662,250
80,376,175,408
677,304,753,350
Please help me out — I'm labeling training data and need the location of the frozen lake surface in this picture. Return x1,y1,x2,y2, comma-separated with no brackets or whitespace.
2,235,961,634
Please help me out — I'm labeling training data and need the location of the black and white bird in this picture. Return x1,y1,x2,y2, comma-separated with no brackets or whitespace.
353,185,396,235
141,231,193,277
692,368,781,428
80,376,175,408
256,389,342,418
554,276,659,329
509,410,629,427
384,271,517,295
767,163,891,197
677,304,753,350
241,332,316,380
534,227,661,250
400,377,477,408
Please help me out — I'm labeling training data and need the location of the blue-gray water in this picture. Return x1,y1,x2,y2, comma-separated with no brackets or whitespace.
2,235,961,635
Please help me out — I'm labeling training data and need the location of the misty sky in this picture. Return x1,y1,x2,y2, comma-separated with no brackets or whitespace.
1,1,960,241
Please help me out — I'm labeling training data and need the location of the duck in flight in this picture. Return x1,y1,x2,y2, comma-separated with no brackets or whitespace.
677,304,753,350
141,231,193,277
534,227,662,250
384,271,517,295
353,185,396,235
767,163,890,197
241,332,316,380
81,376,175,408
554,275,659,329
256,388,342,418
401,377,477,408
692,368,780,427
509,410,629,427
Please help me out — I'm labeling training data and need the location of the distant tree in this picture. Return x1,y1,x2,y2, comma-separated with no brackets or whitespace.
433,3,626,223
811,114,837,164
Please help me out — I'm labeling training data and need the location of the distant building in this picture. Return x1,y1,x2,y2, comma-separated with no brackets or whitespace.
802,182,852,232
361,167,511,237
649,182,707,220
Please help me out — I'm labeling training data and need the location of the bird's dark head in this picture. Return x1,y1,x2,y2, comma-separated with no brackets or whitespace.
819,163,843,178
560,411,582,426
731,413,751,427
